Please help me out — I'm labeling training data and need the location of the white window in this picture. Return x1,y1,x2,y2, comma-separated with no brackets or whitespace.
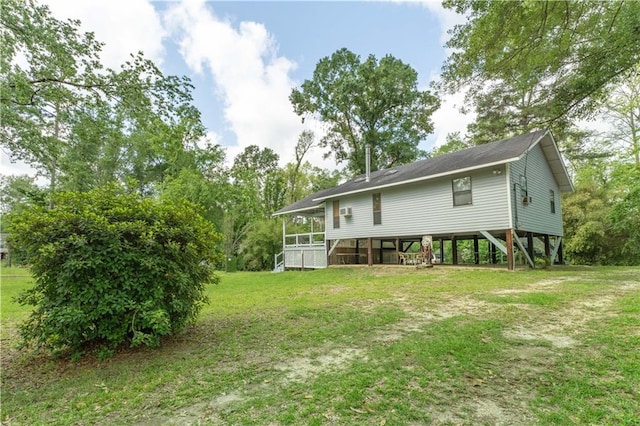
372,193,381,225
452,177,472,206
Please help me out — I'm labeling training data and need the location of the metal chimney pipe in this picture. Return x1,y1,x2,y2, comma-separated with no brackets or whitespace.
365,145,371,182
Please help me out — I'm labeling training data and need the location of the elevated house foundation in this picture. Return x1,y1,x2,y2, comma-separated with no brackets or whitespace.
274,130,572,271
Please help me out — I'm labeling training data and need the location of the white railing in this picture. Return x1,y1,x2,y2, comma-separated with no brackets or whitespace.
273,251,285,273
284,232,325,247
283,246,327,269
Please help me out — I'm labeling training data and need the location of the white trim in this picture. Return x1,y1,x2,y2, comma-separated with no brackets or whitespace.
282,218,286,253
506,162,514,229
541,132,575,193
312,157,521,202
273,204,324,216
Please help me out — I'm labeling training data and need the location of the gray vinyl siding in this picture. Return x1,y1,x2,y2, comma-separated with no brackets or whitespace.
509,144,564,236
325,167,511,240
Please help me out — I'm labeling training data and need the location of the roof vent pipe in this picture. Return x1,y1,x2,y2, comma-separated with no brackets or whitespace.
365,145,371,183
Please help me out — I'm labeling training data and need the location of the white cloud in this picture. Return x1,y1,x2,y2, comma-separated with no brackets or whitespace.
163,0,314,166
576,115,613,135
43,0,165,68
430,88,475,148
419,0,467,45
0,150,46,185
419,1,475,147
381,0,466,45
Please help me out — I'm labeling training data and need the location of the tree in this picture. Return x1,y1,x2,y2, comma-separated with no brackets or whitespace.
562,180,613,265
290,48,439,175
0,175,46,217
431,132,472,156
221,146,285,269
602,66,640,165
239,219,282,271
231,145,284,218
9,185,222,359
606,162,640,264
1,0,206,197
1,0,105,197
441,1,640,130
0,175,46,261
561,156,640,266
285,130,315,204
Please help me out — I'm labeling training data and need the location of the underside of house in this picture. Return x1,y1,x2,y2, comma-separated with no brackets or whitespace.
273,130,572,272
274,221,564,272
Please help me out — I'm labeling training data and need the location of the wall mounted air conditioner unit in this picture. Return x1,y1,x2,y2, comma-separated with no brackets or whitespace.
522,196,532,205
339,207,353,217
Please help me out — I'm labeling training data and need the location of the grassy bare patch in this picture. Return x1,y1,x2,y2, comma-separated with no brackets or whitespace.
1,266,639,424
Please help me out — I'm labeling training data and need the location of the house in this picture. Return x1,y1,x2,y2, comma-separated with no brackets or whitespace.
273,129,573,271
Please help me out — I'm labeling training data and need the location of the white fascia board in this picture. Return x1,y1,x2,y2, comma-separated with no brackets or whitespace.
506,162,514,229
312,158,520,202
272,204,324,217
544,132,575,193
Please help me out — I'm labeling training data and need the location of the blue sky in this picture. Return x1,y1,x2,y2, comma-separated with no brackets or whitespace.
1,0,472,178
159,1,447,148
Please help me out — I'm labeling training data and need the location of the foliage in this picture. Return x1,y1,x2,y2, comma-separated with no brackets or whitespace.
290,48,439,175
8,185,222,358
0,175,46,217
0,0,206,196
285,130,316,204
239,219,283,271
222,145,292,270
430,132,472,156
309,166,343,193
562,161,640,266
442,0,640,130
602,65,640,165
0,175,47,263
607,164,640,263
1,0,103,194
562,183,612,265
160,146,228,238
231,145,284,218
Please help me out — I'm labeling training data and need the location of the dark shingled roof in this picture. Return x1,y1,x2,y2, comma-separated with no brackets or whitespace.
274,129,569,216
272,187,333,216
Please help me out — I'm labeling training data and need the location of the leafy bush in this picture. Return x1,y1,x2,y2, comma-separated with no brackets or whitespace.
9,185,222,359
239,219,282,271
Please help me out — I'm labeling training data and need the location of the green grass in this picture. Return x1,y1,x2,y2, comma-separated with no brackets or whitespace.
1,265,639,425
1,267,33,324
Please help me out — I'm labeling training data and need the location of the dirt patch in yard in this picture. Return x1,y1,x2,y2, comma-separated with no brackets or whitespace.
503,326,577,348
154,273,640,425
275,347,365,384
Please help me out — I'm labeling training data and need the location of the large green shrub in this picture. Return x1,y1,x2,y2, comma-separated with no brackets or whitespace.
9,186,222,358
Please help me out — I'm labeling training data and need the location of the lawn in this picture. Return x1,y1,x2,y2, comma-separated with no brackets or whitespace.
1,265,639,425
